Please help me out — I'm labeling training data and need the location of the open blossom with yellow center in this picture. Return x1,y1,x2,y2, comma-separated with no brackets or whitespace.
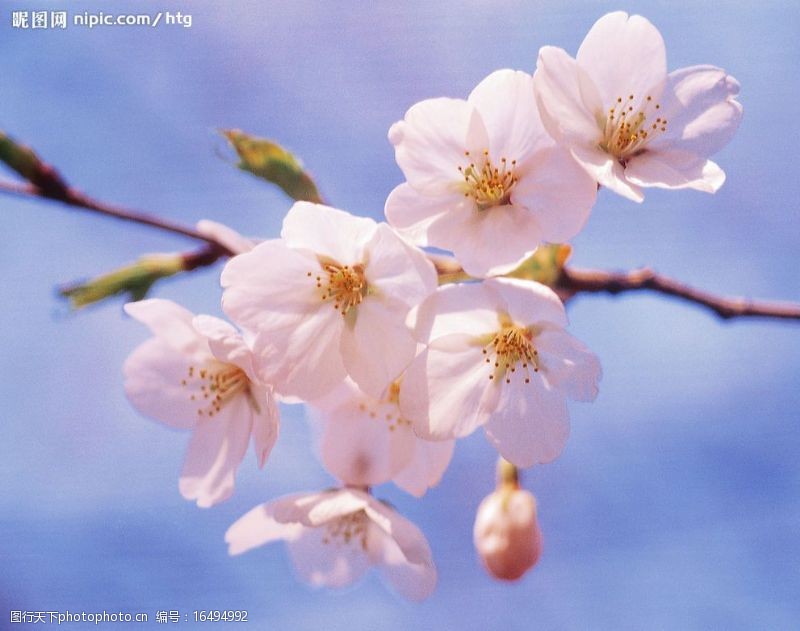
400,278,601,468
225,488,437,601
534,11,742,202
385,69,597,278
221,202,437,401
307,378,454,497
123,299,279,508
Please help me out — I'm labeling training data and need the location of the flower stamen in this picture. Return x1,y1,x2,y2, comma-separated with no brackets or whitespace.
182,362,249,417
321,510,369,550
458,149,519,210
309,261,368,316
600,94,667,164
356,385,411,433
482,324,539,385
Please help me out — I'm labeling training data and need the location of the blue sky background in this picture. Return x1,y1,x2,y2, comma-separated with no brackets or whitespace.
1,1,798,629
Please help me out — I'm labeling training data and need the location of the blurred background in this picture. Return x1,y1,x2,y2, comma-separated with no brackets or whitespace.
1,0,798,628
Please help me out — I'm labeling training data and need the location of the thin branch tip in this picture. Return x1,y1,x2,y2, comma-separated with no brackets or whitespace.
559,267,800,321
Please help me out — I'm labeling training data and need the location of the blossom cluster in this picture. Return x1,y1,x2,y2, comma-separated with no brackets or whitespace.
122,12,741,598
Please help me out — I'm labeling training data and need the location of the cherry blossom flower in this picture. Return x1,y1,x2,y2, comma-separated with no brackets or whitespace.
123,299,279,508
221,202,437,401
225,488,437,601
534,11,743,202
385,69,597,277
400,278,601,467
474,459,542,581
308,378,454,497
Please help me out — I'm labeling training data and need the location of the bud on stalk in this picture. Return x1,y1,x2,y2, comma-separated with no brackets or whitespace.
473,457,543,581
59,253,185,308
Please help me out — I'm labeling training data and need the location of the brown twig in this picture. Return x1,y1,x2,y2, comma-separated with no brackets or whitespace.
0,175,234,281
181,242,231,271
558,266,800,321
0,179,230,250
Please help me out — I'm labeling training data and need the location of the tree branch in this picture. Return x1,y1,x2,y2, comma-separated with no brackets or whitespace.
558,266,800,321
3,176,798,321
0,179,231,251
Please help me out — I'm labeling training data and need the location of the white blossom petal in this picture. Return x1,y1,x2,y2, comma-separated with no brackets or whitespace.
487,277,568,328
301,489,372,528
534,46,603,145
511,146,597,242
287,525,372,589
483,377,570,468
267,489,372,531
401,334,498,441
192,315,258,382
270,491,330,524
389,97,489,195
433,202,542,278
281,202,377,264
625,151,725,193
251,385,280,468
123,337,203,430
362,496,434,567
179,395,253,507
467,69,550,162
221,240,320,323
340,299,417,398
269,307,347,400
365,223,438,307
571,145,645,202
124,299,207,357
392,438,455,498
384,183,460,247
411,282,503,343
653,65,743,157
536,328,602,402
225,501,305,556
315,390,416,488
373,531,437,601
575,12,667,109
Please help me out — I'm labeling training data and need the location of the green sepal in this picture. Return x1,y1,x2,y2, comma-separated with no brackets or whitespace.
0,131,46,183
60,254,185,309
504,244,571,288
222,129,322,203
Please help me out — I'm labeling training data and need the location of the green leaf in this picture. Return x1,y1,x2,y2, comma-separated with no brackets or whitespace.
504,244,572,288
60,254,185,309
222,129,322,203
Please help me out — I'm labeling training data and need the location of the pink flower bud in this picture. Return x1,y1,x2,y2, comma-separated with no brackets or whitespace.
473,486,543,581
